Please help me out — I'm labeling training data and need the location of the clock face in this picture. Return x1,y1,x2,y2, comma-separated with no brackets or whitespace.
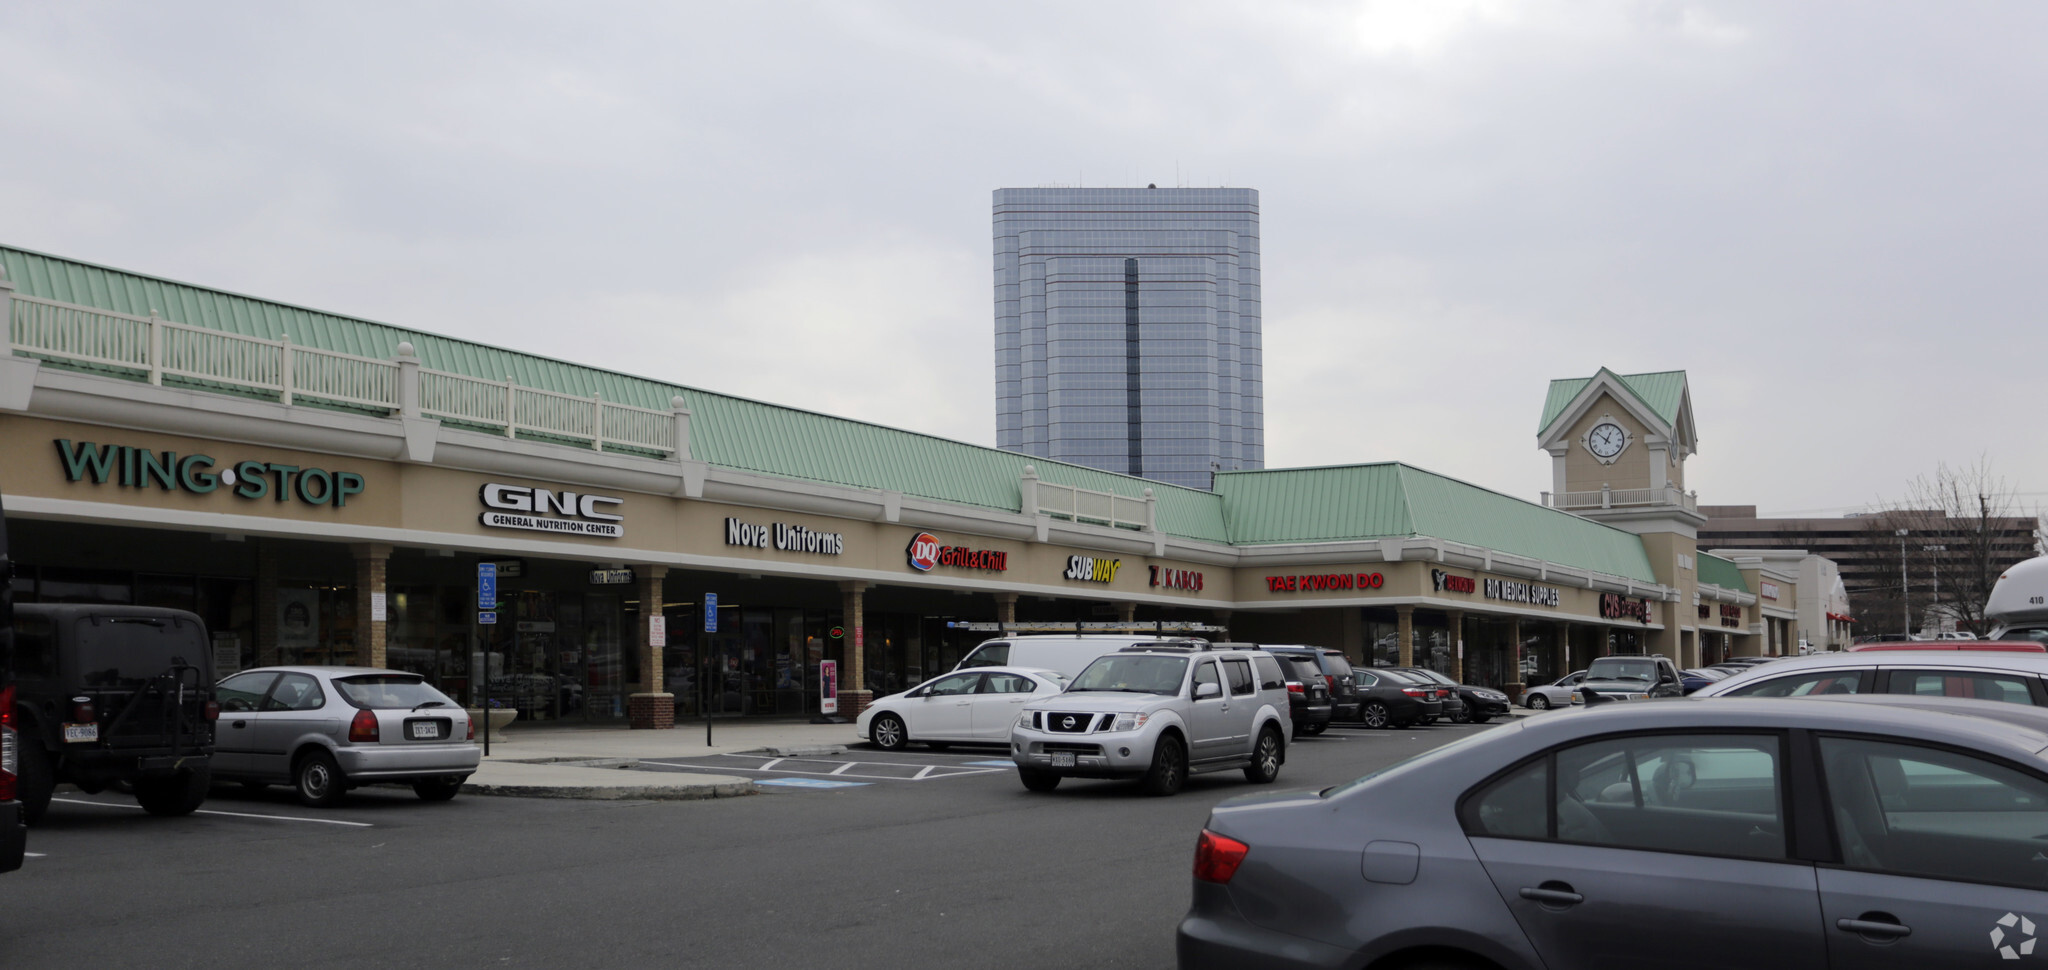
1587,423,1627,459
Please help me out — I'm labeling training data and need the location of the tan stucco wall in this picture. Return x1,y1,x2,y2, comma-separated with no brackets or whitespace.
1562,393,1656,492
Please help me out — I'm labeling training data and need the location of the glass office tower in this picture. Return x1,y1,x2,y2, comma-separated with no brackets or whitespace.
992,187,1263,490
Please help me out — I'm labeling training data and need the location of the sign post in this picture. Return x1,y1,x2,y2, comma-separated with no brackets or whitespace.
703,593,718,746
477,563,497,756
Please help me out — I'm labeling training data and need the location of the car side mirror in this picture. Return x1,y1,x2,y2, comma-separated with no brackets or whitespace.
1195,682,1221,700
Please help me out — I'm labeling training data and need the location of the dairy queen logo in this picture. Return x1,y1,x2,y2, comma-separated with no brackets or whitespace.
907,532,942,571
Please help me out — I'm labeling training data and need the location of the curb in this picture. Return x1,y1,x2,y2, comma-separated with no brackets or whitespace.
462,777,755,800
750,745,849,757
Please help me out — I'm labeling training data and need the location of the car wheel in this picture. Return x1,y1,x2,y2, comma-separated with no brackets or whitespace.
1300,721,1326,736
412,776,465,802
1361,701,1391,729
294,749,347,808
1242,728,1283,784
1528,694,1551,710
135,766,210,817
1450,706,1472,724
16,741,53,825
1141,734,1187,796
1018,767,1061,792
870,713,908,752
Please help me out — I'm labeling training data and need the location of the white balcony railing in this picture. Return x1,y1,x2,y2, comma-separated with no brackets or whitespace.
1542,484,1699,512
10,293,681,456
1024,469,1154,531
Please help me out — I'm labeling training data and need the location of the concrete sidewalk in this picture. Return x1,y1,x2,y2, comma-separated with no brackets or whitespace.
459,717,866,801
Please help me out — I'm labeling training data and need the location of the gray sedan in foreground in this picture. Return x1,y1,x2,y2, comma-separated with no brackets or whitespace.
1180,695,2048,969
213,666,479,806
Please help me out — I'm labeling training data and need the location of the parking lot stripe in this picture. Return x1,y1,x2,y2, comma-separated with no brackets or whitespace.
912,765,936,780
962,760,1016,767
24,852,46,858
828,762,855,775
50,797,373,828
758,758,785,770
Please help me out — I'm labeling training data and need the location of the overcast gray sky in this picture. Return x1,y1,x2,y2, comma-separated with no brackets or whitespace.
4,1,2042,517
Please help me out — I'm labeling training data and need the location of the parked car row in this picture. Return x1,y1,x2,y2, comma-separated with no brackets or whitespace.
7,603,478,825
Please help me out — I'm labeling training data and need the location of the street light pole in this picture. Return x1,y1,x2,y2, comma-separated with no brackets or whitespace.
1896,529,1910,638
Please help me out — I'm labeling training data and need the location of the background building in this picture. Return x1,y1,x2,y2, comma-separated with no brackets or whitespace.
1700,506,2041,638
992,187,1262,490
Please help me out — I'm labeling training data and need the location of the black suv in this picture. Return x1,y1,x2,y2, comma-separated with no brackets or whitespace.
1269,652,1333,735
1263,646,1361,721
1580,654,1687,702
11,605,217,822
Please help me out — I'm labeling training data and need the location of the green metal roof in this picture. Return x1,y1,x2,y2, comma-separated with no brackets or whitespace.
1539,368,1688,434
1,245,1231,540
1213,463,1658,582
1697,552,1750,593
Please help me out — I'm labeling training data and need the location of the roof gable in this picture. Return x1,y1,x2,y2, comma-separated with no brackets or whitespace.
1697,552,1750,593
1538,368,1694,450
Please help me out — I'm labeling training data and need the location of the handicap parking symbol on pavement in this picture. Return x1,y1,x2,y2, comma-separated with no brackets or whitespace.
757,778,870,789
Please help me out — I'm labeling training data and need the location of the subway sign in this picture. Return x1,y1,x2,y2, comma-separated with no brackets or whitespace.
1064,556,1123,584
56,439,364,508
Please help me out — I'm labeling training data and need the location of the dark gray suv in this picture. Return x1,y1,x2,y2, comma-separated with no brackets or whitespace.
1180,694,2048,969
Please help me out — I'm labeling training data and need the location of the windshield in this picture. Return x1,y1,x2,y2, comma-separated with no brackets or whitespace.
74,616,209,688
1069,655,1189,695
335,674,460,710
1588,658,1658,682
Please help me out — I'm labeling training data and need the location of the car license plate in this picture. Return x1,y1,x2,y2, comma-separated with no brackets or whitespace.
410,721,439,739
1050,752,1076,767
63,723,98,743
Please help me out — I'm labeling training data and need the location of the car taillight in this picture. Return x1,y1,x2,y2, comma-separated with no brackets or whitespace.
349,709,380,742
1438,689,1451,698
1286,682,1304,694
1323,675,1337,691
0,684,12,728
466,716,475,741
71,701,95,723
1194,829,1250,884
204,700,221,721
1402,688,1428,697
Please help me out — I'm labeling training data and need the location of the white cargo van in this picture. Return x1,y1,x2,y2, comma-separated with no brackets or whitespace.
1988,554,2048,644
954,635,1209,679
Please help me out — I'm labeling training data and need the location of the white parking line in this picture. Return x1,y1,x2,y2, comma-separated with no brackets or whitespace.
50,797,373,828
24,852,46,858
639,760,1006,782
828,763,855,775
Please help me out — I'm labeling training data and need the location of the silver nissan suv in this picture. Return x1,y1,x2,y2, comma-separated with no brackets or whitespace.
1010,643,1292,796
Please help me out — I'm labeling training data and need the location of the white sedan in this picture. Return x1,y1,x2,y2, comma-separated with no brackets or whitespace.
859,667,1068,751
1521,669,1587,710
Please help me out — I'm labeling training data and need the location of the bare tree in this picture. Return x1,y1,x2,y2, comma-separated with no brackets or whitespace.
1879,457,2042,636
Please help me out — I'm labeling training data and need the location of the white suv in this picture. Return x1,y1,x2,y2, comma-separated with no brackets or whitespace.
1009,644,1292,796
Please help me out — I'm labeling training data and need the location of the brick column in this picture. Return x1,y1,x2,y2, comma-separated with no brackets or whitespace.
1396,606,1415,667
838,581,872,718
1447,610,1465,680
1506,617,1524,700
994,592,1018,628
350,543,391,668
255,540,281,667
630,565,672,729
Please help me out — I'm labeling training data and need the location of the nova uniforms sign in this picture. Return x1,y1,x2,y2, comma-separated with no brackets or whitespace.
479,483,624,538
726,517,844,555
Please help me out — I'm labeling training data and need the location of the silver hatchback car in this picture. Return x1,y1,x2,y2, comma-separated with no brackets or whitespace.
1180,695,2048,969
212,666,479,806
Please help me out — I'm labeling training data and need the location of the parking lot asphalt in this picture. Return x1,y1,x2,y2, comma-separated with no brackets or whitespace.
1,720,1505,969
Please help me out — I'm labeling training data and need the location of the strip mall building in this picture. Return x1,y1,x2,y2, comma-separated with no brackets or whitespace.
0,246,1827,727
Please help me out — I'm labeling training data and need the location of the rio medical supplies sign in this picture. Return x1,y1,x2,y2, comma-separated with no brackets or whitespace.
479,482,623,539
56,439,365,508
905,532,1007,572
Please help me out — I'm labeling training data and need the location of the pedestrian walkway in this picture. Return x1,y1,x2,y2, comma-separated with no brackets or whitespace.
460,718,864,801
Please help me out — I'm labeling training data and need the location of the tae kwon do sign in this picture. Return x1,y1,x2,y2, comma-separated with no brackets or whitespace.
56,439,366,508
726,517,844,555
479,483,623,538
906,533,1008,572
1266,572,1385,593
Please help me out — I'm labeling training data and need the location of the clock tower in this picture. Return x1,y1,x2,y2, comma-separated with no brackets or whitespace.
1537,368,1704,662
